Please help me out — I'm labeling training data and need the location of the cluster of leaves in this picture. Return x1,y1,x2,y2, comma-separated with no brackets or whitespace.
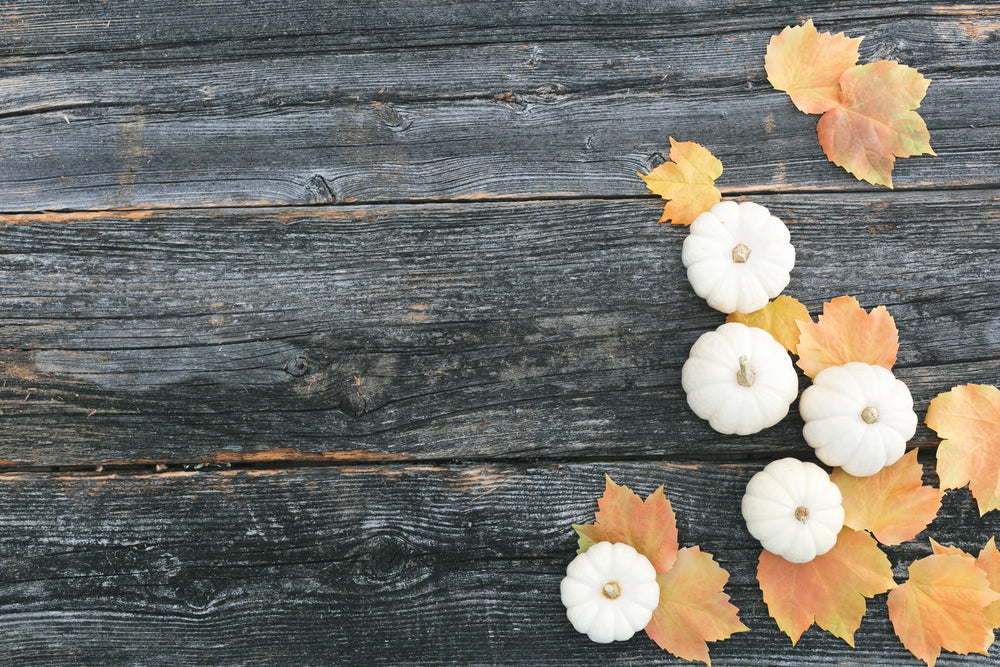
573,476,747,664
766,20,934,188
737,294,1000,664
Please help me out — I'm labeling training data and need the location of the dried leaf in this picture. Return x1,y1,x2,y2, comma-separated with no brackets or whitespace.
795,295,898,378
638,138,723,225
726,295,811,353
757,527,895,645
926,384,1000,515
645,546,748,665
831,449,942,545
888,552,1000,666
765,19,863,114
817,61,934,188
573,475,678,572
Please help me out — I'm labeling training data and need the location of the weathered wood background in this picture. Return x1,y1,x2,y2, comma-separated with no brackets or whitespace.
0,0,998,663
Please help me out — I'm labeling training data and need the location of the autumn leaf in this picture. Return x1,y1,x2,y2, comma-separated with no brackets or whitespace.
726,295,811,353
831,449,942,545
638,138,723,225
645,546,749,665
817,61,934,188
757,527,895,645
888,552,1000,666
926,384,1000,515
573,475,678,572
795,295,898,378
766,21,934,188
928,538,1000,628
765,19,863,114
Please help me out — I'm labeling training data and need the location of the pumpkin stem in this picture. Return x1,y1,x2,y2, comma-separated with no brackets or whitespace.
861,406,879,424
602,582,622,600
794,506,809,523
731,243,752,263
736,355,756,387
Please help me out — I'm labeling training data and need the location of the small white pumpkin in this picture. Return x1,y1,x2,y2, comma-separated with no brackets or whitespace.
682,200,795,314
682,322,799,435
742,457,845,563
799,362,918,477
560,541,660,643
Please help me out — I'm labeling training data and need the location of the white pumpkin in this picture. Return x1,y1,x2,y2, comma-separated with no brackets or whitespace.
682,322,799,435
560,541,660,643
799,362,918,477
682,200,795,314
742,458,845,563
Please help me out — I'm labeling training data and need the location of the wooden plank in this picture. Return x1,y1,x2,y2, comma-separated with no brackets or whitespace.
2,1,995,56
0,15,997,209
0,191,996,465
0,461,995,664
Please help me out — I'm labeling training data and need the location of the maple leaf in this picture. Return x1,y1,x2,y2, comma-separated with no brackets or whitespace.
726,295,811,353
817,61,934,188
573,475,678,572
638,138,723,225
757,527,895,645
765,19,863,114
888,552,1000,666
795,295,898,378
928,538,1000,628
926,384,1000,515
645,546,748,665
831,449,942,545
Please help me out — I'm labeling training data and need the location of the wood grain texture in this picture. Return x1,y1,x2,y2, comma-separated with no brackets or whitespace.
0,192,996,465
0,12,997,209
0,461,995,665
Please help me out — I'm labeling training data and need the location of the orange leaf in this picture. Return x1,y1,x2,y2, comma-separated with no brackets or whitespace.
888,552,1000,666
926,384,1000,515
638,138,723,225
573,475,678,572
726,295,811,353
928,538,1000,628
795,295,898,378
817,61,934,188
765,19,863,114
831,449,942,545
757,527,895,645
645,546,748,665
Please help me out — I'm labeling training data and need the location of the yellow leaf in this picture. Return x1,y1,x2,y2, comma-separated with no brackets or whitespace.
726,295,811,353
765,19,863,114
831,449,942,545
928,538,1000,628
795,295,898,379
926,384,1000,515
638,138,723,225
573,475,678,572
817,61,935,188
645,546,748,665
888,552,1000,666
757,527,895,645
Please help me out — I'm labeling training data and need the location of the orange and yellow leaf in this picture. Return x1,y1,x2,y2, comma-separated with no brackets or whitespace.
757,527,895,645
573,475,678,572
795,295,898,378
928,538,1000,629
888,552,1000,666
926,384,1000,515
726,295,811,353
831,449,942,545
638,138,723,226
765,19,862,114
645,546,748,665
817,61,934,188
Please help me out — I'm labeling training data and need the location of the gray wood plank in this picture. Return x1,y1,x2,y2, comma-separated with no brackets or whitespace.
0,461,995,664
0,192,996,465
1,1,992,57
0,14,996,209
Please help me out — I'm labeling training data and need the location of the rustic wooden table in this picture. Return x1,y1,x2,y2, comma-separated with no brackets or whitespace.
0,1,998,663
